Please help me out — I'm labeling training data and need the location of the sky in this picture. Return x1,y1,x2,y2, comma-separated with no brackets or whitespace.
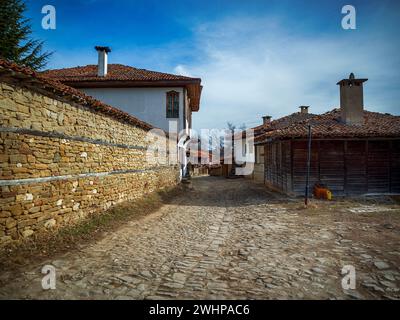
25,0,400,130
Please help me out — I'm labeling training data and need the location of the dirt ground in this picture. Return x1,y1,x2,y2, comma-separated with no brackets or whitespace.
0,176,399,299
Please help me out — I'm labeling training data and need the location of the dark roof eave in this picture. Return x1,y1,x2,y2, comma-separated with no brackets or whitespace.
336,78,368,85
62,79,201,88
261,134,400,141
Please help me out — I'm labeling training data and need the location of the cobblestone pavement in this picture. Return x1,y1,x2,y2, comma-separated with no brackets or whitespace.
0,176,399,299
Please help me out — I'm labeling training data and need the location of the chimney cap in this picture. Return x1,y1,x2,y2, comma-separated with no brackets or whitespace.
337,73,367,85
95,46,111,53
299,106,309,113
262,115,272,120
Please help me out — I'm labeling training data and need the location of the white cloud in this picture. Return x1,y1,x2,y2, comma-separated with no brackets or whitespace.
177,17,400,130
46,14,400,132
173,65,193,77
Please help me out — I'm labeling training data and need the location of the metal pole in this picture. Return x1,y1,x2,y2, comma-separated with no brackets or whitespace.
305,125,312,206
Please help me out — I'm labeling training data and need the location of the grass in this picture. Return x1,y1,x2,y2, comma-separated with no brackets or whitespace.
0,185,182,274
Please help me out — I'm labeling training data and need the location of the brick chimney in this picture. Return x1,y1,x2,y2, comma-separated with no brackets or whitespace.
95,46,111,77
299,106,309,114
262,115,271,126
337,73,368,125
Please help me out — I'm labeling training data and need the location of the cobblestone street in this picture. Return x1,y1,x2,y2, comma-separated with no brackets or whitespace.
0,176,399,300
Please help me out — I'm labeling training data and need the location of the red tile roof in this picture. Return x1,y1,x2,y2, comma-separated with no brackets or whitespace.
252,124,267,137
268,112,316,130
249,112,316,139
41,64,201,82
255,109,400,142
41,64,203,111
0,59,155,131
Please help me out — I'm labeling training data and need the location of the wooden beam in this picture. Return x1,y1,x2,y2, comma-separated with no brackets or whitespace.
389,140,393,193
290,139,294,193
344,140,348,195
317,140,321,183
366,140,369,192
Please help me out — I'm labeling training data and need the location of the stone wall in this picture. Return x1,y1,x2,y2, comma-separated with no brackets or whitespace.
0,81,178,245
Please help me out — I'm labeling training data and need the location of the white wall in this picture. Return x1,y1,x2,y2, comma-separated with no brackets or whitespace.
82,87,186,132
256,145,265,164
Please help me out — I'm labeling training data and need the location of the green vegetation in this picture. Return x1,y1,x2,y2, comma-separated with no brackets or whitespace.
0,0,52,69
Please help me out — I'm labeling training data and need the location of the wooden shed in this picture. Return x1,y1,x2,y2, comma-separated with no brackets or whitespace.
260,133,400,196
255,75,400,196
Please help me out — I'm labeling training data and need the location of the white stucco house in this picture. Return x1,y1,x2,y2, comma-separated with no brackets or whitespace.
42,46,202,134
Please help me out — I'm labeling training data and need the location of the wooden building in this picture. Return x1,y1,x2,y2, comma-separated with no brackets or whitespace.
255,74,400,196
248,107,315,183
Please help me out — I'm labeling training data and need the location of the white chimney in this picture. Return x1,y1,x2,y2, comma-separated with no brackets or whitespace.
262,115,271,126
299,106,309,114
337,73,368,125
95,46,111,77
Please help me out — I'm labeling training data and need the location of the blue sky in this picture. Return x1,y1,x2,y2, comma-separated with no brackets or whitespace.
25,0,400,130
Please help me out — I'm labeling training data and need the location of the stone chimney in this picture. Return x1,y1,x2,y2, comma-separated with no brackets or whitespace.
95,46,111,77
337,73,368,125
299,106,309,114
262,115,272,126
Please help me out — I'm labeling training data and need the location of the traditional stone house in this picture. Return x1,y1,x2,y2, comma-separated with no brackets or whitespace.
41,46,202,133
255,74,400,196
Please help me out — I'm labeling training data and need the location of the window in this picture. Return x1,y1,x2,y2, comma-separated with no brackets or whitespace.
166,91,179,118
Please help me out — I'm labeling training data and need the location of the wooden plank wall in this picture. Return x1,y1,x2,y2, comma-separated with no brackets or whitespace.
367,140,390,193
264,140,291,192
392,140,400,193
292,141,319,194
346,141,367,194
292,140,400,195
282,140,291,191
265,139,400,195
319,141,345,194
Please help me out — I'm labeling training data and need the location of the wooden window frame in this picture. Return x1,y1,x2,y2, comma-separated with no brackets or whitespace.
166,91,180,118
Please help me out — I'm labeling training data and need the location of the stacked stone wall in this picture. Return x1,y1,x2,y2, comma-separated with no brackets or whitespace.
0,81,178,244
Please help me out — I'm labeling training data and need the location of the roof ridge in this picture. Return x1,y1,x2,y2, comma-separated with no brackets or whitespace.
40,63,201,80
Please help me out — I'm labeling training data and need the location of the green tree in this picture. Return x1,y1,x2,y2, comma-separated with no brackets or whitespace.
0,0,52,70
